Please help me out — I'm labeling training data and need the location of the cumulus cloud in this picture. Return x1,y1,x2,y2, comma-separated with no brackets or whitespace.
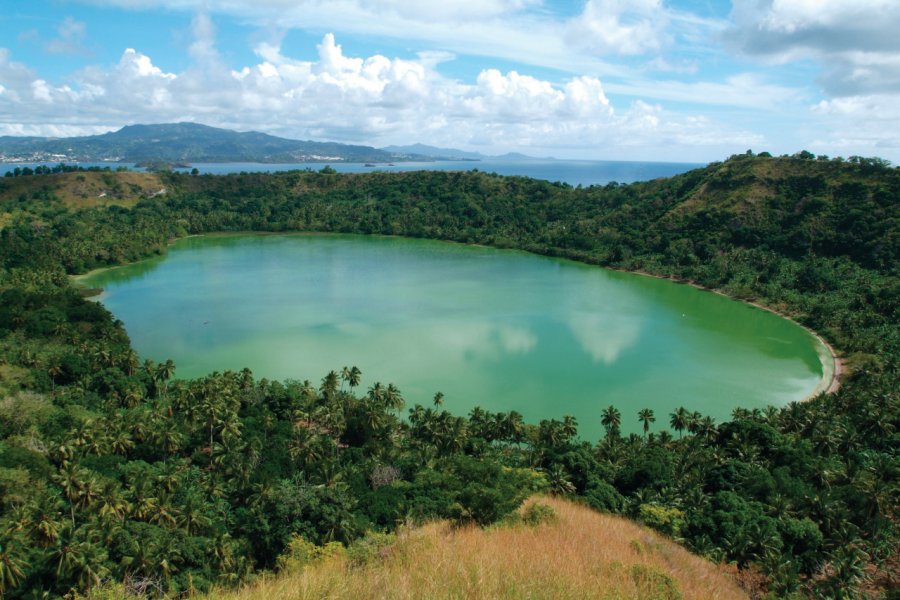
722,0,900,154
567,0,669,56
727,0,900,96
0,17,762,157
0,30,605,148
810,94,900,154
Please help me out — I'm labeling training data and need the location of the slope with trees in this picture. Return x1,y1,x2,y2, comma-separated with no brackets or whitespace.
0,152,896,598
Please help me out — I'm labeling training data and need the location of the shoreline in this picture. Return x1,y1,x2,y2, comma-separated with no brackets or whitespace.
71,230,842,403
607,267,841,399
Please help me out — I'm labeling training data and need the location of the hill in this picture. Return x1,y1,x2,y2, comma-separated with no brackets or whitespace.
0,169,166,208
0,152,896,599
382,143,545,161
381,142,484,160
0,122,429,164
203,497,747,600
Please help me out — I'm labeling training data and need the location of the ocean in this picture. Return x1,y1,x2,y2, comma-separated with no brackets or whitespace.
1,158,703,187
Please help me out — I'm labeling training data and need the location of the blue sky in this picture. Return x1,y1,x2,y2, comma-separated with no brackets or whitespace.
1,0,898,162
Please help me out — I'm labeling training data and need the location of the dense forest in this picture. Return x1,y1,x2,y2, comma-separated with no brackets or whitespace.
0,153,896,598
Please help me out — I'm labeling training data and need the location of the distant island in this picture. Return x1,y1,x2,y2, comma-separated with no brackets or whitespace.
0,122,543,165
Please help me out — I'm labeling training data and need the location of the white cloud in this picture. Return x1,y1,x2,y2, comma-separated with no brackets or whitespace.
567,0,668,56
810,94,900,154
188,11,220,66
45,17,90,56
727,0,900,95
77,0,668,76
0,24,766,159
605,72,806,110
722,0,900,156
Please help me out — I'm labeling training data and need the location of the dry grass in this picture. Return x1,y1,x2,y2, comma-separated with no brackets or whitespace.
0,171,166,208
210,496,747,600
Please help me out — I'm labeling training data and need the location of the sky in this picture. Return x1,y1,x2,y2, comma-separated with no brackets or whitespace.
1,0,899,162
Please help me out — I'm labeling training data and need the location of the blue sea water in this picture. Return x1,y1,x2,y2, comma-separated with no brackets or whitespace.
1,158,703,187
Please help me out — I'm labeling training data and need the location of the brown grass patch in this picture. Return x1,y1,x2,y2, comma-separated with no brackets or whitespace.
210,496,747,600
0,171,166,208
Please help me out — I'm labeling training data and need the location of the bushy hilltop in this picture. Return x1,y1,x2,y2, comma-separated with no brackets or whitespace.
0,153,897,599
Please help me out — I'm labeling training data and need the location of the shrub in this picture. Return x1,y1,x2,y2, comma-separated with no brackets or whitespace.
346,532,395,566
276,536,345,572
521,502,556,526
638,504,685,538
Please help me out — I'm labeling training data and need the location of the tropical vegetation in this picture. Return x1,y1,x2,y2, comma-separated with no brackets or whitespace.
0,151,896,598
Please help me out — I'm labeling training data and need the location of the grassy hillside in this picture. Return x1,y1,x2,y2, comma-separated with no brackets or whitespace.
0,170,166,208
203,496,746,600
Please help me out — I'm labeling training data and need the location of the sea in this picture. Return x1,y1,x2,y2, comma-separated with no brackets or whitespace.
1,158,704,188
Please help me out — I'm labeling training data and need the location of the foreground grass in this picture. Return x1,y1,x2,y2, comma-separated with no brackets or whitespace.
208,497,746,600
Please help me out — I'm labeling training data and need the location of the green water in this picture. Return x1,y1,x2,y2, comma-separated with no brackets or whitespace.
83,234,830,440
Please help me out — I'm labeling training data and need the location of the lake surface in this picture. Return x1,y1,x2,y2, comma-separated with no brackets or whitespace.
83,234,830,440
2,159,701,187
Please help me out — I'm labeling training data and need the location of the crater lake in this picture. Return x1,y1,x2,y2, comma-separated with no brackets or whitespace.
82,234,832,439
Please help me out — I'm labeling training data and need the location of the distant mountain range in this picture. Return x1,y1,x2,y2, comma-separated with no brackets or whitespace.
382,143,544,162
0,123,425,164
0,123,540,165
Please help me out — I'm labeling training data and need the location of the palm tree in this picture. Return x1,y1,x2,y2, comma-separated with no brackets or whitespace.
638,408,655,438
669,406,689,438
289,426,320,468
122,349,139,376
600,405,621,437
561,415,578,442
469,407,488,436
697,415,717,443
320,370,340,400
0,539,28,597
53,525,110,593
367,382,385,405
122,387,144,409
539,419,564,448
545,465,576,495
110,428,134,455
177,494,211,535
97,481,131,522
47,363,63,392
686,411,702,435
340,366,351,392
505,411,525,447
55,464,87,527
408,404,425,425
348,366,362,394
384,383,404,412
154,359,176,399
433,391,444,407
34,505,63,548
153,423,183,462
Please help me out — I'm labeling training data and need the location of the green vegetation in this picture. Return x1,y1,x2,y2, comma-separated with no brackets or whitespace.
0,153,896,598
